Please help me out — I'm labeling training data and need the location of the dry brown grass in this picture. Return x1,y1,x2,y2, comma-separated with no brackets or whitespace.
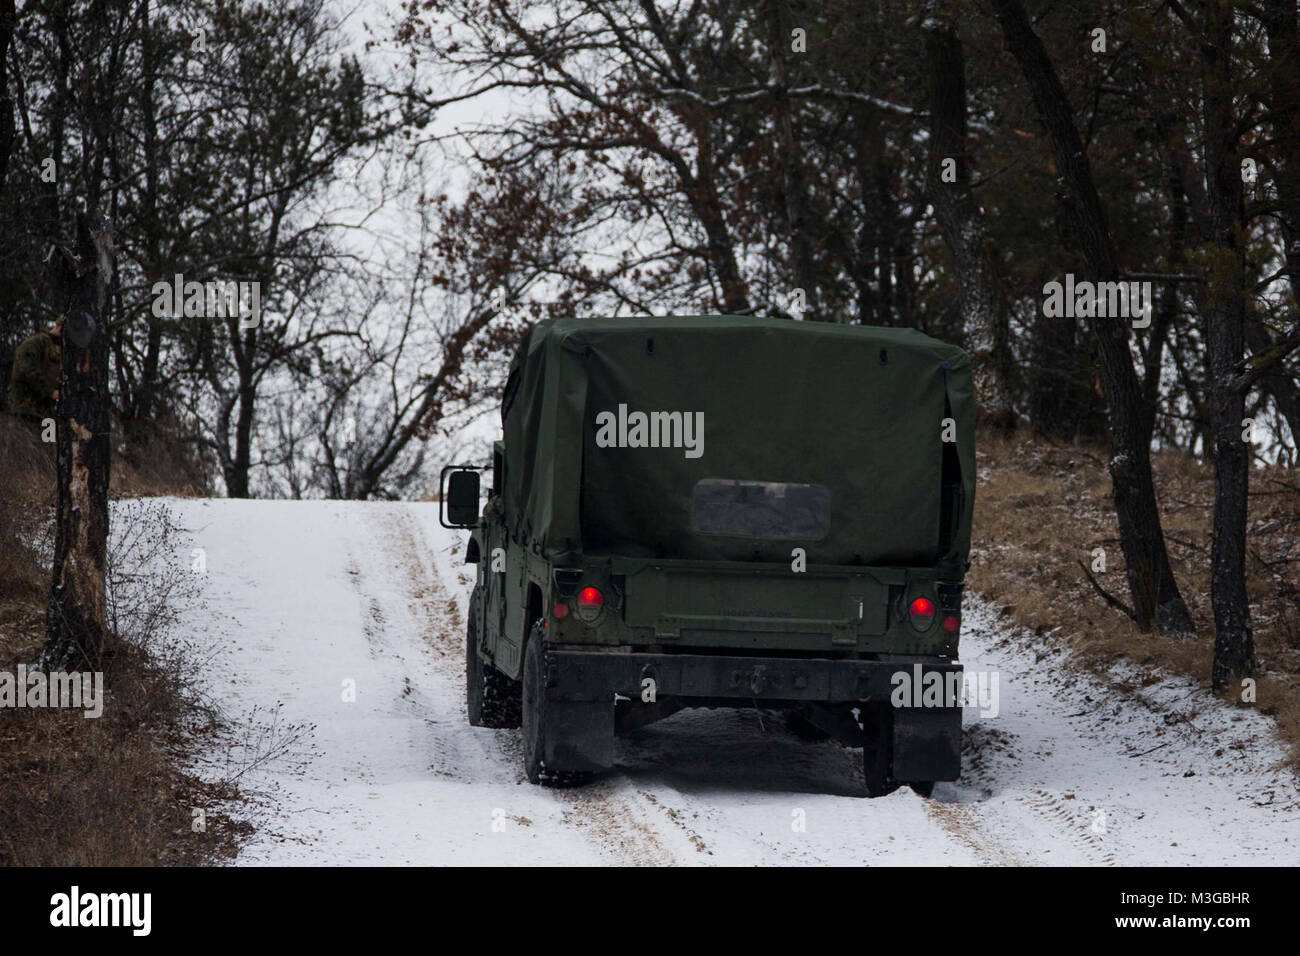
0,416,243,866
0,639,248,865
970,433,1300,770
112,415,211,499
0,421,52,616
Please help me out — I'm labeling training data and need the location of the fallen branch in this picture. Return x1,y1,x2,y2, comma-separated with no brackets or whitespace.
1250,547,1300,568
1129,740,1171,758
1165,533,1207,552
1078,560,1138,622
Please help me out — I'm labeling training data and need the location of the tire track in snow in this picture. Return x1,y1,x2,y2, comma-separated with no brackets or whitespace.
372,508,467,678
373,507,685,863
922,801,1023,866
555,784,683,866
1015,789,1118,867
355,508,511,787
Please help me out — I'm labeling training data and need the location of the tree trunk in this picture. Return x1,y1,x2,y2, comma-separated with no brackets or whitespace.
41,214,114,672
1201,0,1254,691
220,315,258,498
681,115,750,314
0,0,16,188
991,0,1194,636
1027,307,1083,441
1263,0,1300,300
41,0,71,241
874,156,894,326
229,354,255,499
1256,0,1300,452
133,0,163,427
766,0,820,321
922,10,1015,430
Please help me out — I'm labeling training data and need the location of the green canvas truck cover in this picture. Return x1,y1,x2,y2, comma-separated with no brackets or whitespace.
501,315,974,577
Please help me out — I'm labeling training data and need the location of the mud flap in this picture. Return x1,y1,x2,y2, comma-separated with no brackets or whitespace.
891,706,962,781
543,697,615,772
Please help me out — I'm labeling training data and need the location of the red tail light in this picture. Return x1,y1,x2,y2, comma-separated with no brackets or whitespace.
552,603,569,620
575,586,603,623
942,615,959,633
909,596,936,630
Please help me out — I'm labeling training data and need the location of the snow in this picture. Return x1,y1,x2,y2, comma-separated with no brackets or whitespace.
149,498,1300,865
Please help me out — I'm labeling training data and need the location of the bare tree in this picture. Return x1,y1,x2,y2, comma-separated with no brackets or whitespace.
310,168,574,499
991,0,1195,636
1198,0,1253,689
922,5,1015,429
42,214,114,671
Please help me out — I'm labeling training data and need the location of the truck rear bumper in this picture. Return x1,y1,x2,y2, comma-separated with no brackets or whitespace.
539,648,963,781
545,647,961,704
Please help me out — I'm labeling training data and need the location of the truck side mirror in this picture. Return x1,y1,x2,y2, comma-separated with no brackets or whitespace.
440,466,481,528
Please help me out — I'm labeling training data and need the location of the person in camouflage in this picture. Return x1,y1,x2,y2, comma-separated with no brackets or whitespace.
8,316,62,423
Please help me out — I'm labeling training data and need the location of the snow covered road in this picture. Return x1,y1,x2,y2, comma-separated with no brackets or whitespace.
159,499,1299,865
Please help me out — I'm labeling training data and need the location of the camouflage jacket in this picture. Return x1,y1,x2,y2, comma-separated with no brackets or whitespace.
8,331,61,420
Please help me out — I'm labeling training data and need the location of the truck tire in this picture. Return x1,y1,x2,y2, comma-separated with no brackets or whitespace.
466,588,521,729
861,703,900,798
860,704,935,797
521,624,594,787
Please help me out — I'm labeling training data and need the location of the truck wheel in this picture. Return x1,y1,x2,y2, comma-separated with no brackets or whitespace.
521,624,594,787
907,781,936,798
466,588,521,729
861,704,899,798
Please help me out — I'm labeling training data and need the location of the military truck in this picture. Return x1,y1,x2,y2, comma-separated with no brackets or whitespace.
442,315,975,796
